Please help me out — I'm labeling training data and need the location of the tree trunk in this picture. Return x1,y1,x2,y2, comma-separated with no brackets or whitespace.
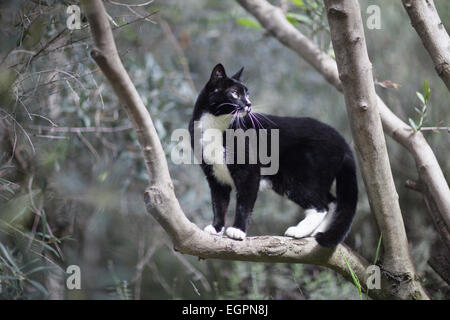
402,0,450,91
324,0,429,300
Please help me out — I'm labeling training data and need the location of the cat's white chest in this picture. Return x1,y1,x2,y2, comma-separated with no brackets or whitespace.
197,113,235,187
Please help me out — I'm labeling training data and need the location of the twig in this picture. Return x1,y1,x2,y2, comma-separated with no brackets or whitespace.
76,131,100,160
158,18,196,93
420,126,450,132
0,109,35,154
8,11,158,70
28,124,132,133
108,0,154,7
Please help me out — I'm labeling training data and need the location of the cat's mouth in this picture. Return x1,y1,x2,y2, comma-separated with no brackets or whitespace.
235,105,251,116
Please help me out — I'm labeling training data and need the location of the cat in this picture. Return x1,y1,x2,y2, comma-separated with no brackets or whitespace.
188,63,358,247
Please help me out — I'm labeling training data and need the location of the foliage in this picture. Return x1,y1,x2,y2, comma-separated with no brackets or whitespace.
408,80,431,132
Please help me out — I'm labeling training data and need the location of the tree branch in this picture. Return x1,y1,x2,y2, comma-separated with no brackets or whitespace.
236,0,450,250
402,0,450,91
323,0,428,299
405,180,450,253
81,0,393,300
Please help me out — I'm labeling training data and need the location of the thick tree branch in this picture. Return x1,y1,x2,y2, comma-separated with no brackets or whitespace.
236,0,450,250
402,0,450,91
323,0,428,299
81,0,390,299
81,0,196,246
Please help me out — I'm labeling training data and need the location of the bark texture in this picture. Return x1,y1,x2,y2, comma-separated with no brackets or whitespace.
323,0,428,299
402,0,450,91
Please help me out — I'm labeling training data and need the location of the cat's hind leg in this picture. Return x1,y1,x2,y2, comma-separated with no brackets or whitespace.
284,208,327,238
311,202,337,236
283,187,331,239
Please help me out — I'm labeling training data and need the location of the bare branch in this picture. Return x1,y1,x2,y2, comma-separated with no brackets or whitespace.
28,124,132,133
402,0,450,91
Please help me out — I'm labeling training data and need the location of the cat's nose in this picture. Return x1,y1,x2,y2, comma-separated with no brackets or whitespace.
245,99,252,112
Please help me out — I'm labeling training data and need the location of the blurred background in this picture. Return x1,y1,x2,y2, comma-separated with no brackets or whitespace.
0,0,448,299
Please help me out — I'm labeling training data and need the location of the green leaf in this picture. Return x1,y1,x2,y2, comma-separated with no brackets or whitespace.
409,118,418,130
1,183,14,194
41,209,47,239
328,48,335,60
374,233,382,265
25,265,56,276
0,164,14,170
291,0,306,10
416,92,425,105
286,12,312,25
366,233,383,300
0,242,20,271
341,252,362,299
423,80,431,101
236,18,262,29
26,279,49,297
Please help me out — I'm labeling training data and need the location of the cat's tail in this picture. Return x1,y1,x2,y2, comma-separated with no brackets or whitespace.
314,152,358,247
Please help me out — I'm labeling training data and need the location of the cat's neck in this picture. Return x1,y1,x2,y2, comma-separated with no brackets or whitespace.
197,113,233,132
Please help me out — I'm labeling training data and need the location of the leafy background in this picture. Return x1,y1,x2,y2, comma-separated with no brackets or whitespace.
0,0,448,299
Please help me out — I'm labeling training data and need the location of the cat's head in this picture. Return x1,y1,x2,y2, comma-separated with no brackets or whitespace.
198,64,252,117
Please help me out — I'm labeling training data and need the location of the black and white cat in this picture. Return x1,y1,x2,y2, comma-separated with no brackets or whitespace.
189,64,358,247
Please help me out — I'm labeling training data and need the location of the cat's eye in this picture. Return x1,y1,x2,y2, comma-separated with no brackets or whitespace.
230,91,239,99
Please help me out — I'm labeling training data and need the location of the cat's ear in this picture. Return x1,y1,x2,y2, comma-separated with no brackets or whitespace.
210,63,227,83
231,67,244,81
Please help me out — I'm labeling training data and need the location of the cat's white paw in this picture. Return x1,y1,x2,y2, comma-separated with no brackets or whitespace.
225,227,246,240
204,224,224,236
284,226,312,239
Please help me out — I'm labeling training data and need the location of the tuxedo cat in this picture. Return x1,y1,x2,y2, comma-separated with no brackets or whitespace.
189,64,357,247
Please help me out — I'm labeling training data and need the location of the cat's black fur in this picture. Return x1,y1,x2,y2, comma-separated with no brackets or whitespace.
189,64,357,246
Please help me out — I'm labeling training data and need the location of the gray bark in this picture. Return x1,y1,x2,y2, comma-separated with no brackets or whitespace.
402,0,450,91
323,0,428,299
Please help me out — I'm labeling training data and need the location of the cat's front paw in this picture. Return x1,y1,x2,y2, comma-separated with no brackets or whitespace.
225,227,246,240
204,224,224,236
284,226,311,239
